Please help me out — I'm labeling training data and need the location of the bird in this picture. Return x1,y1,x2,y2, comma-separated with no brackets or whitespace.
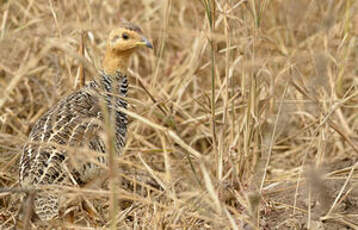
18,22,153,221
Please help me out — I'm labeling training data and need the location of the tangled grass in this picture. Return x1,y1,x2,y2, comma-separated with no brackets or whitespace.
1,0,358,229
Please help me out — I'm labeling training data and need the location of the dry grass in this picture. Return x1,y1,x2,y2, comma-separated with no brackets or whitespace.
1,0,358,229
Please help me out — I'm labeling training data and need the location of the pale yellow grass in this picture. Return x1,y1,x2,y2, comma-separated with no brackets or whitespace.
0,0,358,229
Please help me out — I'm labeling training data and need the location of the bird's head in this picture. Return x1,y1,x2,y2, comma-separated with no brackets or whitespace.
103,22,153,75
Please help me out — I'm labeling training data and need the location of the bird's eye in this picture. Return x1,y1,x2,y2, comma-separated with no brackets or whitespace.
122,33,129,40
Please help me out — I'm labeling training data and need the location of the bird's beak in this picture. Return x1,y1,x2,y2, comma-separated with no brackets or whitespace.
136,36,153,49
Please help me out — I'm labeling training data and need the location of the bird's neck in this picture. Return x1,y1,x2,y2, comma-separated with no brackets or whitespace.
103,50,131,76
101,49,130,101
100,70,127,94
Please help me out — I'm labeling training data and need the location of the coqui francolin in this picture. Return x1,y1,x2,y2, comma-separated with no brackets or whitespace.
19,22,153,221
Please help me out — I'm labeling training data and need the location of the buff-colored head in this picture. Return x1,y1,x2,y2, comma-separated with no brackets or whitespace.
103,23,153,75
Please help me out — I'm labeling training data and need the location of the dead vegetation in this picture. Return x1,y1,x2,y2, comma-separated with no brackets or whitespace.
0,0,358,229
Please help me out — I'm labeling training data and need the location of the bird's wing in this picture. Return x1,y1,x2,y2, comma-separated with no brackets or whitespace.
19,82,105,186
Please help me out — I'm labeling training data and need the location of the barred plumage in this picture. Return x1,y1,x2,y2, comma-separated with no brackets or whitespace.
18,23,153,221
